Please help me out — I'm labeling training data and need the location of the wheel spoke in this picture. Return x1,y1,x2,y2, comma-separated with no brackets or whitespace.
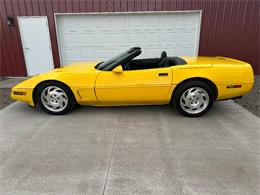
180,87,209,114
41,86,68,112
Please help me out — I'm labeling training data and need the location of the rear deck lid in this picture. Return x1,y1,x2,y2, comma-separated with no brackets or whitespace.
181,56,249,65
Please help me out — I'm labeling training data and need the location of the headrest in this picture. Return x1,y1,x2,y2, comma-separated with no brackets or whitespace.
160,51,167,59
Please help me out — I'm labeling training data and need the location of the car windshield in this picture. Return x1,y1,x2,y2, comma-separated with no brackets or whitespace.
95,50,130,70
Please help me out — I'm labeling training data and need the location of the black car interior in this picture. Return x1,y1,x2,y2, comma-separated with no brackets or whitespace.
122,49,187,71
97,47,187,71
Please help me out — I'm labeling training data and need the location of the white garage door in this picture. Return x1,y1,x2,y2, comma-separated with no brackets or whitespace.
56,11,201,65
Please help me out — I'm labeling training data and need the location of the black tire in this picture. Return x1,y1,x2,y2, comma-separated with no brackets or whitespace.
173,80,214,117
36,81,76,115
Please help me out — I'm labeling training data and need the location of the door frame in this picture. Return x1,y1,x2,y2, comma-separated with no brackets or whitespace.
17,16,54,76
54,10,202,66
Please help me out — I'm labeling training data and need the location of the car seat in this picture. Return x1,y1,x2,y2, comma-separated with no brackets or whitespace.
158,51,168,67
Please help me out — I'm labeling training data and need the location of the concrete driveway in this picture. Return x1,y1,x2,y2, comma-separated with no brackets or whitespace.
0,101,259,195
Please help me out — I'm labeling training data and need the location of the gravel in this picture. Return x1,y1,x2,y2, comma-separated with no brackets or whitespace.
0,88,15,110
0,78,26,110
234,75,260,117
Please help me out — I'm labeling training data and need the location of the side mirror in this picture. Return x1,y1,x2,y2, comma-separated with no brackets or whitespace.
112,65,123,73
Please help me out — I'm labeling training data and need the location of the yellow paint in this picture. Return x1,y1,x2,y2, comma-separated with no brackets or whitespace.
11,57,254,106
95,65,172,104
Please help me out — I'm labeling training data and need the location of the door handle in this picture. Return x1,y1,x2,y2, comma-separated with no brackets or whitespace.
158,73,168,76
24,47,30,50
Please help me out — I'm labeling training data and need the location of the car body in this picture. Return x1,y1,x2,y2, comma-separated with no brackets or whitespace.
11,47,254,117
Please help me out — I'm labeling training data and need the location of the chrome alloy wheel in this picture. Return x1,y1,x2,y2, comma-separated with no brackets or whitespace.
180,87,209,114
40,86,68,112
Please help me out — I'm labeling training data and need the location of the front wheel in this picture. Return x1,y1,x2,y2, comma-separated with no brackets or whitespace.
173,81,214,117
36,82,76,115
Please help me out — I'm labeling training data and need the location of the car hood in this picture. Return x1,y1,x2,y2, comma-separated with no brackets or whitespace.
12,61,100,89
52,61,100,73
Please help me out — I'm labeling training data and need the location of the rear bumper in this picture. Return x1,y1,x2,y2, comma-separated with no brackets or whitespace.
216,82,254,100
218,96,243,101
11,88,35,106
230,96,243,100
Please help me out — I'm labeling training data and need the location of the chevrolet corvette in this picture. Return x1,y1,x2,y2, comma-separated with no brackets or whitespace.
11,47,254,117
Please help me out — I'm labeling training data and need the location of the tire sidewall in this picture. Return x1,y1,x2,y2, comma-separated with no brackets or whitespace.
173,81,214,117
36,82,75,115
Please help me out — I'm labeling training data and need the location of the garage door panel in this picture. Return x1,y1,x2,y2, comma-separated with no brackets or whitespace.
161,32,177,42
111,16,128,27
129,33,145,43
145,32,161,43
57,12,201,65
79,33,95,43
128,15,144,26
145,15,161,26
59,16,76,28
96,33,112,43
63,49,80,58
61,34,78,47
179,30,196,40
94,49,112,59
141,49,161,58
162,16,178,26
111,33,128,43
80,50,96,58
94,16,110,27
76,17,94,27
184,14,200,26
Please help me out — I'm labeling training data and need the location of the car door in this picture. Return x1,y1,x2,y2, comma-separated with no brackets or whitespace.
95,66,173,105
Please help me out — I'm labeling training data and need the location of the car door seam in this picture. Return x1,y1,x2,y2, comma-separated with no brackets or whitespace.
94,71,102,102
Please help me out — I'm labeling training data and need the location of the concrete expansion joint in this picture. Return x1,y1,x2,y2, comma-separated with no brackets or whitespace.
102,112,122,195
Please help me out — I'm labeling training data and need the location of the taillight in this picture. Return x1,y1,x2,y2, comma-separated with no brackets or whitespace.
226,85,242,89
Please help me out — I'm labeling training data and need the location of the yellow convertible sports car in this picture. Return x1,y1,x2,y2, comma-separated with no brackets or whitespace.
11,47,254,117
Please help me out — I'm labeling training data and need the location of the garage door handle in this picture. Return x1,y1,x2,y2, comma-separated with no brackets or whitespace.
158,73,168,76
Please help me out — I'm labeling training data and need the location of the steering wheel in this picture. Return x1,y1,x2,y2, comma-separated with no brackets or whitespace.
123,62,130,70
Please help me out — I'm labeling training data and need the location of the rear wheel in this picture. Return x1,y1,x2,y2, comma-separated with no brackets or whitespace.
36,81,76,115
173,81,214,117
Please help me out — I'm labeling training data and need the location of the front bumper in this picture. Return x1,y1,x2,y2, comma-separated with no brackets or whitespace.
11,88,35,106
